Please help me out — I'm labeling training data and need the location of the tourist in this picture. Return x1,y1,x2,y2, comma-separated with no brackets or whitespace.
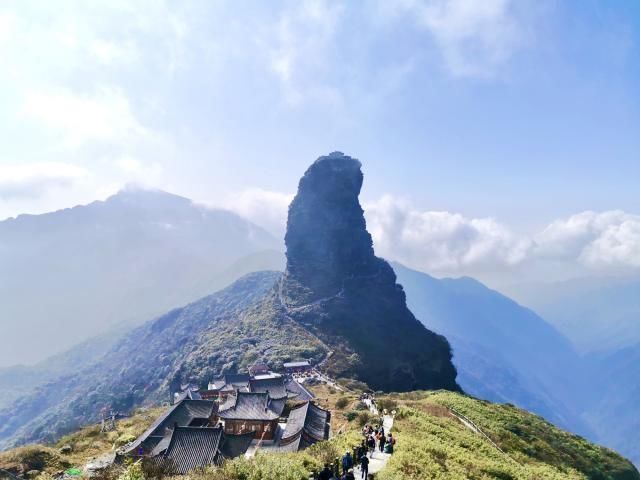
319,463,333,480
343,469,356,480
359,454,369,479
342,451,354,474
358,440,366,460
378,431,386,452
367,434,376,457
384,433,395,454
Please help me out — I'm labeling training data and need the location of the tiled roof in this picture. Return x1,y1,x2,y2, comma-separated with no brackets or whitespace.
210,373,251,391
248,377,289,400
304,403,331,442
281,403,310,442
218,392,285,421
163,427,224,474
149,434,172,456
219,431,255,459
280,402,330,450
284,378,314,401
120,400,216,455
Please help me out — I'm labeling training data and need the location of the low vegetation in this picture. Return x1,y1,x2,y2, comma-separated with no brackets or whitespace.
0,407,164,477
377,391,638,480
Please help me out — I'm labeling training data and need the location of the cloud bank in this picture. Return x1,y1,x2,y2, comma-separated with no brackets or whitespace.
536,211,640,268
225,189,640,276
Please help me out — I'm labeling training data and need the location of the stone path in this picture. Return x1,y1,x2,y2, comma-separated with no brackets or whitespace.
354,399,394,478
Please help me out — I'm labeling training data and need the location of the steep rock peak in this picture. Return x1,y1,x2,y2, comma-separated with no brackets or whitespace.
284,152,378,302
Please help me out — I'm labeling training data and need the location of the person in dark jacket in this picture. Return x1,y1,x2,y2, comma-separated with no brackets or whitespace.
359,455,369,479
378,431,386,452
357,440,366,460
367,435,376,457
342,451,354,474
319,463,333,480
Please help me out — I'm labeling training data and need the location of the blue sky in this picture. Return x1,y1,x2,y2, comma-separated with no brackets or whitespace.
0,0,638,285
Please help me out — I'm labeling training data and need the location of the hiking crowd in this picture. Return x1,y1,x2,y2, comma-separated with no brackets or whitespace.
317,423,396,480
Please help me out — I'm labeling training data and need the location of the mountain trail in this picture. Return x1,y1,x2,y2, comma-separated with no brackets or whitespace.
354,398,394,477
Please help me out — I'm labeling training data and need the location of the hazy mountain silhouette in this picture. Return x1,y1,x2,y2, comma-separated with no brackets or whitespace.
0,187,279,368
392,262,593,436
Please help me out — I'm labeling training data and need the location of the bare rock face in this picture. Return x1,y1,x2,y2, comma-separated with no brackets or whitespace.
283,152,377,304
281,152,460,392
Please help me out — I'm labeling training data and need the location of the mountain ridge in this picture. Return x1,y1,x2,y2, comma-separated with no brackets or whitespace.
0,187,279,368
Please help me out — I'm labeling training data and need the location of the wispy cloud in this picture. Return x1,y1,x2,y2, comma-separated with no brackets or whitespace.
0,162,89,200
21,87,147,149
380,0,529,78
266,0,345,106
221,188,294,236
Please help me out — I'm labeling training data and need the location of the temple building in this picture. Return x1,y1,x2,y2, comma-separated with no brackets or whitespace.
278,402,331,451
283,361,312,374
158,426,254,474
119,399,218,457
203,373,251,400
216,391,285,441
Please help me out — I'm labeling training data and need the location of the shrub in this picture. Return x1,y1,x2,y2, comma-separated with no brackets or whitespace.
376,398,398,413
115,433,137,447
345,411,358,422
354,402,368,411
356,412,375,428
335,397,349,409
117,461,144,480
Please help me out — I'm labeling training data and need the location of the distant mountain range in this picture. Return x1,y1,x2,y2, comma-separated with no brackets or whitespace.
391,263,592,435
0,188,280,368
506,276,640,354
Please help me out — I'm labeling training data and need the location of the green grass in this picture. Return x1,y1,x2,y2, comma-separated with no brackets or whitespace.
376,391,638,480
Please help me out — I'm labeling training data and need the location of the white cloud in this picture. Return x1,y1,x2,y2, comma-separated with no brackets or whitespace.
364,195,532,273
21,87,146,148
0,12,16,48
221,188,294,235
267,0,345,106
383,0,527,78
88,39,134,65
0,162,89,200
535,211,640,268
211,190,640,274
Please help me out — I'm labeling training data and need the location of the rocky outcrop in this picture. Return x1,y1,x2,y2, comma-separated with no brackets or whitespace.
280,152,460,392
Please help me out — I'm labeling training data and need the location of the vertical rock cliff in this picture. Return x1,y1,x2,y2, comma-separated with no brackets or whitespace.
280,152,460,391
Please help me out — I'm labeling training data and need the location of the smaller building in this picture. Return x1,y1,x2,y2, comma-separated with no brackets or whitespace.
217,391,285,441
118,399,217,458
283,361,311,374
159,426,254,474
279,402,331,451
203,373,251,400
173,387,202,404
141,426,254,475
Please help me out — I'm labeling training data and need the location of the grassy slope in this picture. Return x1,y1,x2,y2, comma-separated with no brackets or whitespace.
378,391,638,480
0,407,164,475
